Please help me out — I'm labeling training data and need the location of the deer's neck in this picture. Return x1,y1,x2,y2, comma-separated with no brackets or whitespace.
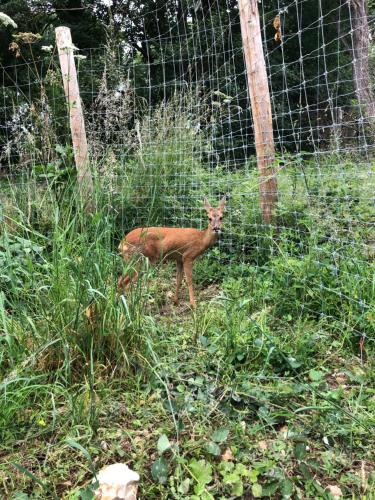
202,227,219,248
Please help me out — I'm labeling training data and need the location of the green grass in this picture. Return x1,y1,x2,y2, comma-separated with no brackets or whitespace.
0,155,374,499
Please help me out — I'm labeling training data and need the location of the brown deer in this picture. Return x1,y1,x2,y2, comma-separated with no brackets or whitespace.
117,196,226,308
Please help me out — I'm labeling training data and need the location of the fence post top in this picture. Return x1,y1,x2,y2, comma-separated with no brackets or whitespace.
55,26,70,32
55,26,72,38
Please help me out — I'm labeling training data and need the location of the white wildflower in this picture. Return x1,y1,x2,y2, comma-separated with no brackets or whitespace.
0,12,17,28
61,43,78,51
41,45,53,52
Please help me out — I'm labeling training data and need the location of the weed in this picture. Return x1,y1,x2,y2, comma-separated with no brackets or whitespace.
0,108,374,497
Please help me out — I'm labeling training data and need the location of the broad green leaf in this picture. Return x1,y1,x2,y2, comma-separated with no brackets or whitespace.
177,478,191,494
231,481,244,496
212,428,229,443
151,457,169,484
312,479,325,495
298,462,312,479
157,434,171,455
252,483,263,498
281,478,294,497
79,486,95,500
249,468,259,483
205,441,221,456
199,335,208,346
294,442,307,460
287,356,302,368
309,369,325,381
218,461,234,475
200,492,215,500
261,481,279,496
235,463,249,477
222,472,241,484
188,459,213,486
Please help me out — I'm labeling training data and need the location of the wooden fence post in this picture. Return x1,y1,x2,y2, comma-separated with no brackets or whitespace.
55,26,93,209
238,0,278,224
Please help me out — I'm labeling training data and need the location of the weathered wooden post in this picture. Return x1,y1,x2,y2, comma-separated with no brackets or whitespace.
55,26,93,210
238,0,278,224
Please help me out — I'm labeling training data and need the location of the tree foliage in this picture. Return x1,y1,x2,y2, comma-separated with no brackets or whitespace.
0,0,374,170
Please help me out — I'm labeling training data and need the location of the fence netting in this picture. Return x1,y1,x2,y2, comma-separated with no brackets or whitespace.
0,0,374,340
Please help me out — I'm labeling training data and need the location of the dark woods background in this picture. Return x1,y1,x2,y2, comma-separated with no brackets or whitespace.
0,0,374,171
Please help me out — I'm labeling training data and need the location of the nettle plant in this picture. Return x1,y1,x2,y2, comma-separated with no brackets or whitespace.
0,226,45,298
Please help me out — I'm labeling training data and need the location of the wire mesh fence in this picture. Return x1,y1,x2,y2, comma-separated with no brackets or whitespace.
0,1,374,340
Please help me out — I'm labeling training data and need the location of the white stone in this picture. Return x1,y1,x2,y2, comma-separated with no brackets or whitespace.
94,463,140,500
327,485,343,498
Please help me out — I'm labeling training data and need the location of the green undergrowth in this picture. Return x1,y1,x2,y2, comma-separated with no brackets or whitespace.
0,157,374,499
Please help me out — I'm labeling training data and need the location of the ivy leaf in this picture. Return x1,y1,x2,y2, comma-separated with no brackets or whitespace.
212,428,229,443
151,457,168,484
157,434,171,455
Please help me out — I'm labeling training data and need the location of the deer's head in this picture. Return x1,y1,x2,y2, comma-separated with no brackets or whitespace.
204,195,226,234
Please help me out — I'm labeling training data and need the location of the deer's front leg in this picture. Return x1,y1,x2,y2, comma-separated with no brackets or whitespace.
174,261,183,305
183,258,196,308
117,269,139,297
117,274,131,292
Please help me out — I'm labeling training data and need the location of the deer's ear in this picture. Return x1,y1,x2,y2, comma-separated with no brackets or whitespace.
203,197,211,211
218,195,226,211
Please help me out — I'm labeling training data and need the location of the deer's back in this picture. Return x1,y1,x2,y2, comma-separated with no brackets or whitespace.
122,226,205,261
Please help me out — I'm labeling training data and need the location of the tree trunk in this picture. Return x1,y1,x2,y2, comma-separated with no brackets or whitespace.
348,0,375,120
238,0,278,224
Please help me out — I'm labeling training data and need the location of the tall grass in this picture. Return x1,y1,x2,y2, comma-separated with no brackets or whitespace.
0,96,374,497
0,178,159,443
